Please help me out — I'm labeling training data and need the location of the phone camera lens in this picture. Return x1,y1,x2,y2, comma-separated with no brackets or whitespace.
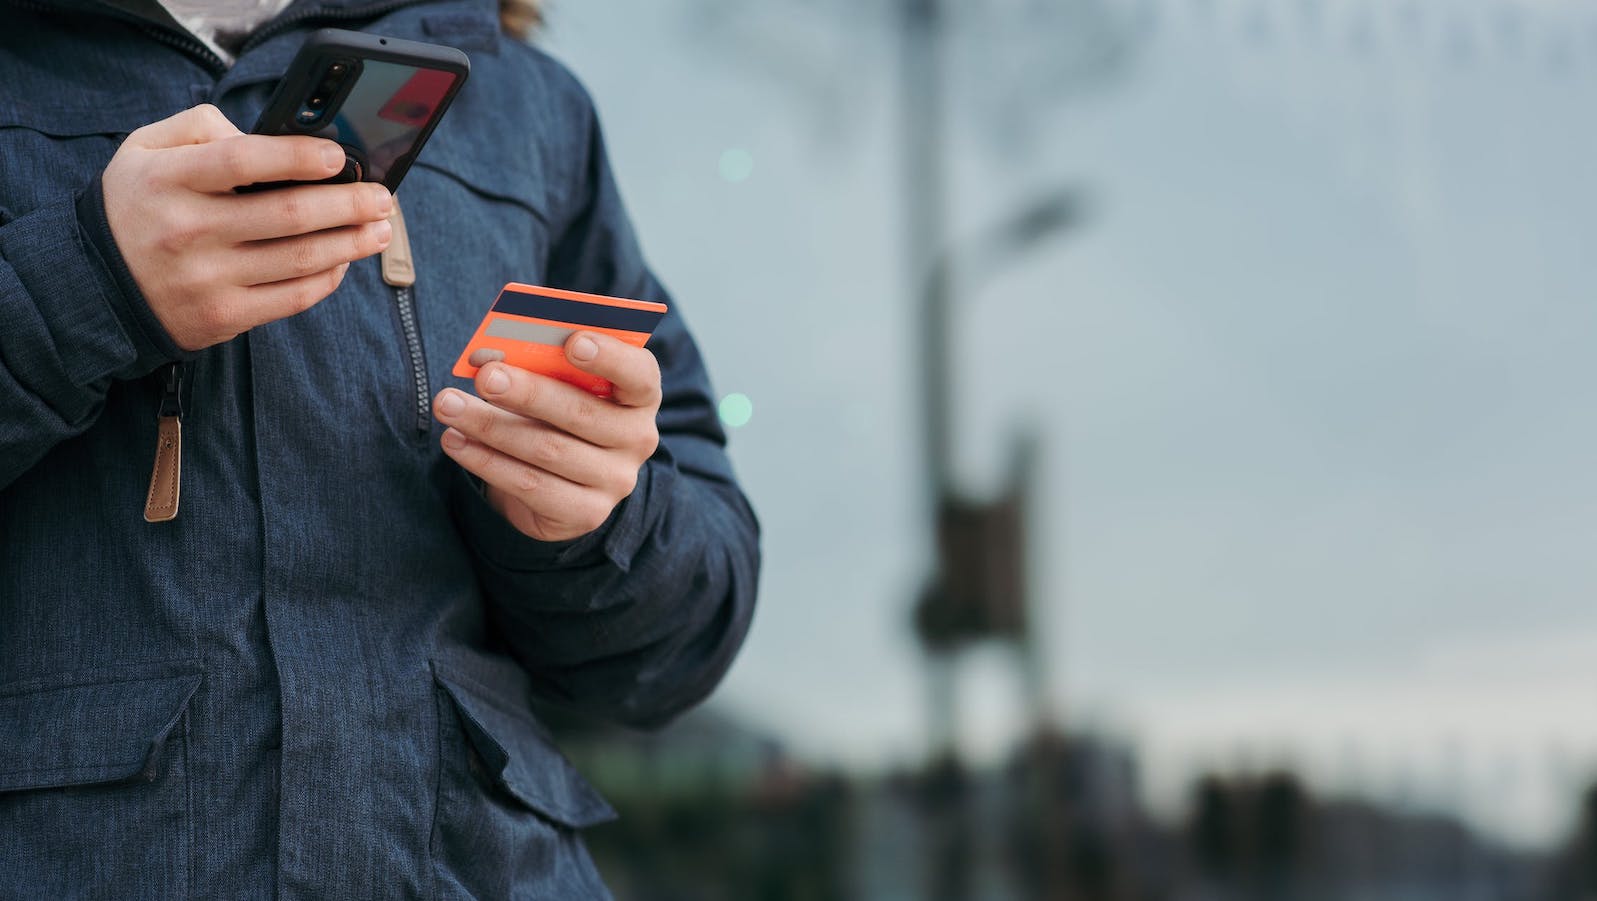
296,109,320,124
328,62,348,76
306,95,327,110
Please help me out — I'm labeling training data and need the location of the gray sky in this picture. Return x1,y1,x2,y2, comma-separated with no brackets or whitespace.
544,0,1597,844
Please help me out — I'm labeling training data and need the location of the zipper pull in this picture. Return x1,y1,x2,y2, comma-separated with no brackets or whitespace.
144,362,184,523
380,197,415,288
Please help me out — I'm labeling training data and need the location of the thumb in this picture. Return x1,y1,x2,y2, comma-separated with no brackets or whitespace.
127,104,242,150
564,332,663,408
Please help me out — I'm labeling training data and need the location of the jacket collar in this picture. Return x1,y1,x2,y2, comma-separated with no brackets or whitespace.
15,0,498,76
26,0,480,13
21,0,497,35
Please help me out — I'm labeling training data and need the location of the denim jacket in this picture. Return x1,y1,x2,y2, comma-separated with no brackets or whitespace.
0,1,760,897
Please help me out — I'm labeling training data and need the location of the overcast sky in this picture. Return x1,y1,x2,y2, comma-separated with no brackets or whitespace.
543,0,1597,845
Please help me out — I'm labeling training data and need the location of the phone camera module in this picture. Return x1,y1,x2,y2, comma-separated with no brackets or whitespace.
322,60,353,89
294,59,354,128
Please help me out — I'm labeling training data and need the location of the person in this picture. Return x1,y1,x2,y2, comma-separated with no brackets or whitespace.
0,1,760,897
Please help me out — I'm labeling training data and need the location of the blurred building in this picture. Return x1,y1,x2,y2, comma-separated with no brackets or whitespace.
549,703,1577,901
552,707,853,901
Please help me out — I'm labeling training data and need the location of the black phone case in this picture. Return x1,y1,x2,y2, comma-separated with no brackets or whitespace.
245,28,471,193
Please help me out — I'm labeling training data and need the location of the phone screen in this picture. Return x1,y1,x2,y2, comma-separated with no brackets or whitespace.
310,60,459,186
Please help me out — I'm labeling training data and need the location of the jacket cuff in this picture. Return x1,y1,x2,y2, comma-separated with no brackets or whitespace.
450,460,658,574
74,174,189,375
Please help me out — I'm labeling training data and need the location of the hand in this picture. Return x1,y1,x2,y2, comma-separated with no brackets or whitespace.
433,333,663,543
101,104,394,352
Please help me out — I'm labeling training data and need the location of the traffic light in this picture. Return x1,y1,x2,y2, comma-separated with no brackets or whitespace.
915,492,1029,649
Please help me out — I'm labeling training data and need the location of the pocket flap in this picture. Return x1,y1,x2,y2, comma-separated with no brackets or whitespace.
0,97,186,139
434,665,616,829
0,665,203,793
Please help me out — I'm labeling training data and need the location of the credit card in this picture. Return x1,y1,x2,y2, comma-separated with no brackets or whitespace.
452,282,668,397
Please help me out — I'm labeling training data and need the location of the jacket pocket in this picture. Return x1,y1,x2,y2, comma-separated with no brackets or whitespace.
0,663,202,900
0,99,178,224
430,662,615,900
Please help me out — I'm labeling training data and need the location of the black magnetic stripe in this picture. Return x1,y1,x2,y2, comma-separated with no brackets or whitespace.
492,292,665,333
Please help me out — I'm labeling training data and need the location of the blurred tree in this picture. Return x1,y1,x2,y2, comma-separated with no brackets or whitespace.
1190,775,1240,885
1005,732,1148,901
1573,782,1597,898
1255,771,1309,901
1188,770,1311,900
920,753,975,901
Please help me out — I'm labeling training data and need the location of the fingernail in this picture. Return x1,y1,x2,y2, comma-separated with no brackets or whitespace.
468,348,506,368
322,144,345,171
570,335,598,362
436,391,464,418
441,429,466,450
373,187,394,216
483,367,510,394
373,220,392,245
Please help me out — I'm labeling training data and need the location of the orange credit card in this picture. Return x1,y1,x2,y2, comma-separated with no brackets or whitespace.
453,282,668,397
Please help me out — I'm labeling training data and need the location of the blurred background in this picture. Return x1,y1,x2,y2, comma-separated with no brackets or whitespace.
532,0,1597,897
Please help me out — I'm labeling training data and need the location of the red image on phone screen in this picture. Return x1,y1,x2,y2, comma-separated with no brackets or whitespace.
378,69,457,127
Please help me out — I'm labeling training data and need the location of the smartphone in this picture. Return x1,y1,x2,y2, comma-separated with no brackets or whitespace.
245,28,470,192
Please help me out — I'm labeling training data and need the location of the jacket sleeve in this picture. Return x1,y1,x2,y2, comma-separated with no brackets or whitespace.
0,178,187,490
448,90,761,731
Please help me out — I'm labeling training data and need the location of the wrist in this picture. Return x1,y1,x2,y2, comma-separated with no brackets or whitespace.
451,468,614,572
75,174,191,373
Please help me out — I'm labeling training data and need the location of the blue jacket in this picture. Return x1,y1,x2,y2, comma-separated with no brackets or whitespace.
0,1,760,897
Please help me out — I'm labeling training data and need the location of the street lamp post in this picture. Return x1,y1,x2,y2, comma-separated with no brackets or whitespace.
902,0,1091,761
900,5,1089,899
902,0,953,507
912,186,1088,755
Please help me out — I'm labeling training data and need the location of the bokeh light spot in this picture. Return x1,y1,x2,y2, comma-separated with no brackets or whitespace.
719,393,754,429
719,148,755,183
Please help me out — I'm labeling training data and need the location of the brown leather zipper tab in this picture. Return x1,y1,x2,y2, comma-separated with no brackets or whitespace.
380,198,415,288
143,414,182,523
144,362,185,523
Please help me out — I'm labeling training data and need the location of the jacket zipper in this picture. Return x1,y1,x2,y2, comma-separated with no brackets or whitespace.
5,0,227,73
7,0,441,74
133,20,226,74
143,361,186,522
381,201,430,436
394,285,430,435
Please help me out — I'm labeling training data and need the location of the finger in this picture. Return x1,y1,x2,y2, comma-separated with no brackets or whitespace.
213,182,393,242
173,133,348,193
235,220,391,287
439,428,615,540
237,261,351,326
563,332,662,409
434,389,624,490
126,104,241,150
468,348,506,367
473,361,642,450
